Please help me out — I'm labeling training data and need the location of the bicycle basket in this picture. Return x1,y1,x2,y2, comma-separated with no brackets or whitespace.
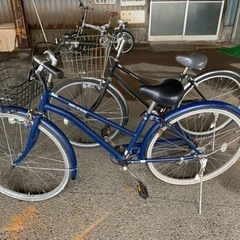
0,59,42,107
60,35,111,79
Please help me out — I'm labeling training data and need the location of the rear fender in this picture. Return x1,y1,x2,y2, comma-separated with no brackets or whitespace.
139,101,240,158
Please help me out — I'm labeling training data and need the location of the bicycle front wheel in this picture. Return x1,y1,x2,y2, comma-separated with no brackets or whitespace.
50,78,129,147
0,111,71,201
146,105,240,185
114,30,134,54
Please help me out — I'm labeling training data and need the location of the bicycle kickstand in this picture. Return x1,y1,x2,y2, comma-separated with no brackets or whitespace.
123,166,149,200
195,158,208,214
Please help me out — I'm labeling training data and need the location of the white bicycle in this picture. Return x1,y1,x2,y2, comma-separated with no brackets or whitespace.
71,0,134,54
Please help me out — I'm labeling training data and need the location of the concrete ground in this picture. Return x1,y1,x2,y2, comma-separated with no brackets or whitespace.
0,43,240,240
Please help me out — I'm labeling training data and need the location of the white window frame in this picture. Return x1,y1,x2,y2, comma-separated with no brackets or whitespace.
148,0,224,41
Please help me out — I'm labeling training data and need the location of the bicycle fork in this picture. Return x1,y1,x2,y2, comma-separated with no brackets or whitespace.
13,110,41,166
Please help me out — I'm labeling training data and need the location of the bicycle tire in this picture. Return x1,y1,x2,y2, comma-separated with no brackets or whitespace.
0,110,71,201
50,78,129,147
179,70,240,134
146,105,240,185
114,30,134,54
181,70,240,105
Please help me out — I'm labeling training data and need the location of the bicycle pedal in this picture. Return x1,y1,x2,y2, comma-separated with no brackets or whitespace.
137,181,149,200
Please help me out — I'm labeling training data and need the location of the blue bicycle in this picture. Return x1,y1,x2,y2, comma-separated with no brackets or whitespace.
0,47,240,202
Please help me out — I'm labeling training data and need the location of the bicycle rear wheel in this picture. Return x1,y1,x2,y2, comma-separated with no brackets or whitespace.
146,105,240,185
50,78,129,147
179,70,240,134
0,110,71,201
181,70,240,106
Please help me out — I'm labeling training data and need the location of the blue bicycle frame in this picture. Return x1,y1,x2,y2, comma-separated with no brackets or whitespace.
37,91,213,163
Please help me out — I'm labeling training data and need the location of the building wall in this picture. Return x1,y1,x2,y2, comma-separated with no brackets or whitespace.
0,0,148,44
0,0,14,22
232,1,240,43
0,0,238,45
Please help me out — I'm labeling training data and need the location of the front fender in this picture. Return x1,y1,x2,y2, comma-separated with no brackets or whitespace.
39,116,78,179
4,106,78,179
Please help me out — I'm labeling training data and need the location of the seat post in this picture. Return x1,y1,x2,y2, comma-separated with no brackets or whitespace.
183,67,188,75
147,101,157,114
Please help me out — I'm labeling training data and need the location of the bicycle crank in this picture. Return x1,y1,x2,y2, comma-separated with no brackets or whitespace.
123,166,149,200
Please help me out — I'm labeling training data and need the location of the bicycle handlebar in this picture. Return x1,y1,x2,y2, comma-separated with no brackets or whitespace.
79,0,93,11
53,33,96,53
64,40,96,47
33,55,64,79
79,0,84,7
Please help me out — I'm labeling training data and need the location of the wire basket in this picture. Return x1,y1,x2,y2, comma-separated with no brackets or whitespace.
60,35,111,79
0,59,42,107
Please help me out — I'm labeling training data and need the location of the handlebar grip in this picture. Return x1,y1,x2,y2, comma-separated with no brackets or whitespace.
33,55,64,79
42,62,64,79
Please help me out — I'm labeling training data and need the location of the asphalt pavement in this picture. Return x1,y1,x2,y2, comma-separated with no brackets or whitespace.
0,42,240,240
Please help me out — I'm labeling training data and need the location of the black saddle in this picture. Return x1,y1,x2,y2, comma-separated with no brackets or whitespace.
139,79,184,107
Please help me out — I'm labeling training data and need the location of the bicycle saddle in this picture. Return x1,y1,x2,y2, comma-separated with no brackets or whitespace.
105,11,118,17
139,79,184,107
175,52,208,70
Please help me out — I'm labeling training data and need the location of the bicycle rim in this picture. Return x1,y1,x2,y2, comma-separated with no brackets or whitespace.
0,111,71,201
147,107,240,185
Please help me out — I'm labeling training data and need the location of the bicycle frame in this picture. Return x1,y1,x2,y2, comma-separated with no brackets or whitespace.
46,90,208,159
13,72,233,174
76,0,116,37
43,90,160,162
89,50,206,112
13,84,238,172
94,51,240,113
76,1,91,36
109,62,152,108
